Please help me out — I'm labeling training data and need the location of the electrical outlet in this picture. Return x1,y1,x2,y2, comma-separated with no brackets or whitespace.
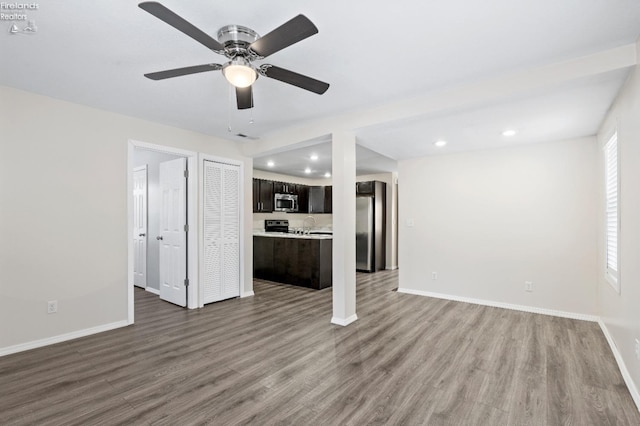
635,339,640,360
525,281,533,292
432,272,437,280
47,300,58,314
406,219,415,227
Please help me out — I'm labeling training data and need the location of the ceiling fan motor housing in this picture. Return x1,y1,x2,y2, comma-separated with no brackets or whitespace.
217,25,260,58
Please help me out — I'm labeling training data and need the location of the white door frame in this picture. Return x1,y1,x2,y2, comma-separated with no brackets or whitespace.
127,140,199,324
199,153,247,307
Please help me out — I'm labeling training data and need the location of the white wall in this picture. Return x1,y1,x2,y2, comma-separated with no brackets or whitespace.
0,86,253,352
597,56,640,399
398,137,598,316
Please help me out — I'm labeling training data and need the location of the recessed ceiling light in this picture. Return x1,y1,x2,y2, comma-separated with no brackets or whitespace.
324,172,331,178
304,167,311,174
310,154,319,161
267,160,275,167
502,129,517,137
434,140,447,147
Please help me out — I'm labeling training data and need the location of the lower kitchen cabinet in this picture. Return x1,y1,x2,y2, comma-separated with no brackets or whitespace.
253,236,275,279
253,236,332,289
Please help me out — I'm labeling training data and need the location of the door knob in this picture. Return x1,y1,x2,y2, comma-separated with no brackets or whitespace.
139,233,146,237
156,236,163,241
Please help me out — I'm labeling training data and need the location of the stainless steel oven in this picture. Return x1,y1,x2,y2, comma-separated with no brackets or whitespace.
274,193,298,212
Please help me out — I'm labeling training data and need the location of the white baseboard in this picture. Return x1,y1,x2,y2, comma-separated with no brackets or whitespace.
241,291,255,298
385,266,398,270
598,319,640,412
145,287,160,295
396,287,599,322
397,288,640,412
0,320,129,357
395,288,640,409
331,314,358,326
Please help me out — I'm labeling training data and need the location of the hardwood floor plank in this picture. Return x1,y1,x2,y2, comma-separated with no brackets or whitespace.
1,270,639,425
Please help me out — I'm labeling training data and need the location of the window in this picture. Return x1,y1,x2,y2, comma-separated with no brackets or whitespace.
604,131,619,292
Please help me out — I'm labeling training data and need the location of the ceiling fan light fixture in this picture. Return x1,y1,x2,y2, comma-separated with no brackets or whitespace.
222,58,257,88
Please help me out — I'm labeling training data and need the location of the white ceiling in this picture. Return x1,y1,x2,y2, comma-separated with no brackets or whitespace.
253,141,398,178
1,0,639,175
357,69,631,160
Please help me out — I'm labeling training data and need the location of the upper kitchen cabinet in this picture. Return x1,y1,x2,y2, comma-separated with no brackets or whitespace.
253,178,274,212
297,185,309,214
356,181,375,195
324,186,332,213
273,181,295,194
309,186,332,214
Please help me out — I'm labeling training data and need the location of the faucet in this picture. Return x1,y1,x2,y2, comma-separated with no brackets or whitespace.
303,215,316,234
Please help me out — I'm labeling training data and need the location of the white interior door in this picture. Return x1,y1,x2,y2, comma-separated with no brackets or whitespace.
159,157,187,307
203,160,240,304
133,166,148,288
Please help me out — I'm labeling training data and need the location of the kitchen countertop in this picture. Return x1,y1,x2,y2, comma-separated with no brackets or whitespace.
253,230,333,240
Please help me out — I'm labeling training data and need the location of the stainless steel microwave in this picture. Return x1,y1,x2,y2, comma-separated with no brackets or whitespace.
274,193,298,212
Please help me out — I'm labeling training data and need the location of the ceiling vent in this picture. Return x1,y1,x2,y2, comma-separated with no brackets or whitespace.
236,133,259,140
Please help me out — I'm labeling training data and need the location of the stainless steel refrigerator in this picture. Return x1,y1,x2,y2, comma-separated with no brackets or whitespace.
356,181,386,272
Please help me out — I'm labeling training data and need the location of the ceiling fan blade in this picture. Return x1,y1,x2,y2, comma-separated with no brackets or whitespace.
139,2,225,52
236,86,254,109
249,15,318,58
261,65,329,94
144,63,222,80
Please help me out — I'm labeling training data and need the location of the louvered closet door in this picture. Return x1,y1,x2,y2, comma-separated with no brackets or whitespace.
203,160,240,304
221,164,240,299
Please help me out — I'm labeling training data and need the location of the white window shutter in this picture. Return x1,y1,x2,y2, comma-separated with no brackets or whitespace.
604,132,619,291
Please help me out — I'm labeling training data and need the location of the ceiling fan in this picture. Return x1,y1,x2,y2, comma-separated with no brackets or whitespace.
139,2,330,110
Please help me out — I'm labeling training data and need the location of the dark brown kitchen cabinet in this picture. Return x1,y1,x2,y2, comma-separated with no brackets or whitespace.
253,177,331,214
253,236,274,279
253,236,332,289
297,184,309,213
309,186,332,214
308,186,322,213
253,178,274,212
272,238,289,281
273,181,296,194
324,186,332,213
356,181,375,195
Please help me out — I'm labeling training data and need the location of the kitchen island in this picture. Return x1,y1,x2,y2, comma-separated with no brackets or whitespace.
253,231,332,290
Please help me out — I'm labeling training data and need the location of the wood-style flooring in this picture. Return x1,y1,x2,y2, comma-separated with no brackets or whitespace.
1,270,639,425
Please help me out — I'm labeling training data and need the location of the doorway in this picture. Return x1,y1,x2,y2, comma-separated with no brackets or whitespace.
133,165,148,289
127,141,199,323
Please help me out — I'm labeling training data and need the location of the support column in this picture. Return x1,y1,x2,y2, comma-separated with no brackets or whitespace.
331,131,357,326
